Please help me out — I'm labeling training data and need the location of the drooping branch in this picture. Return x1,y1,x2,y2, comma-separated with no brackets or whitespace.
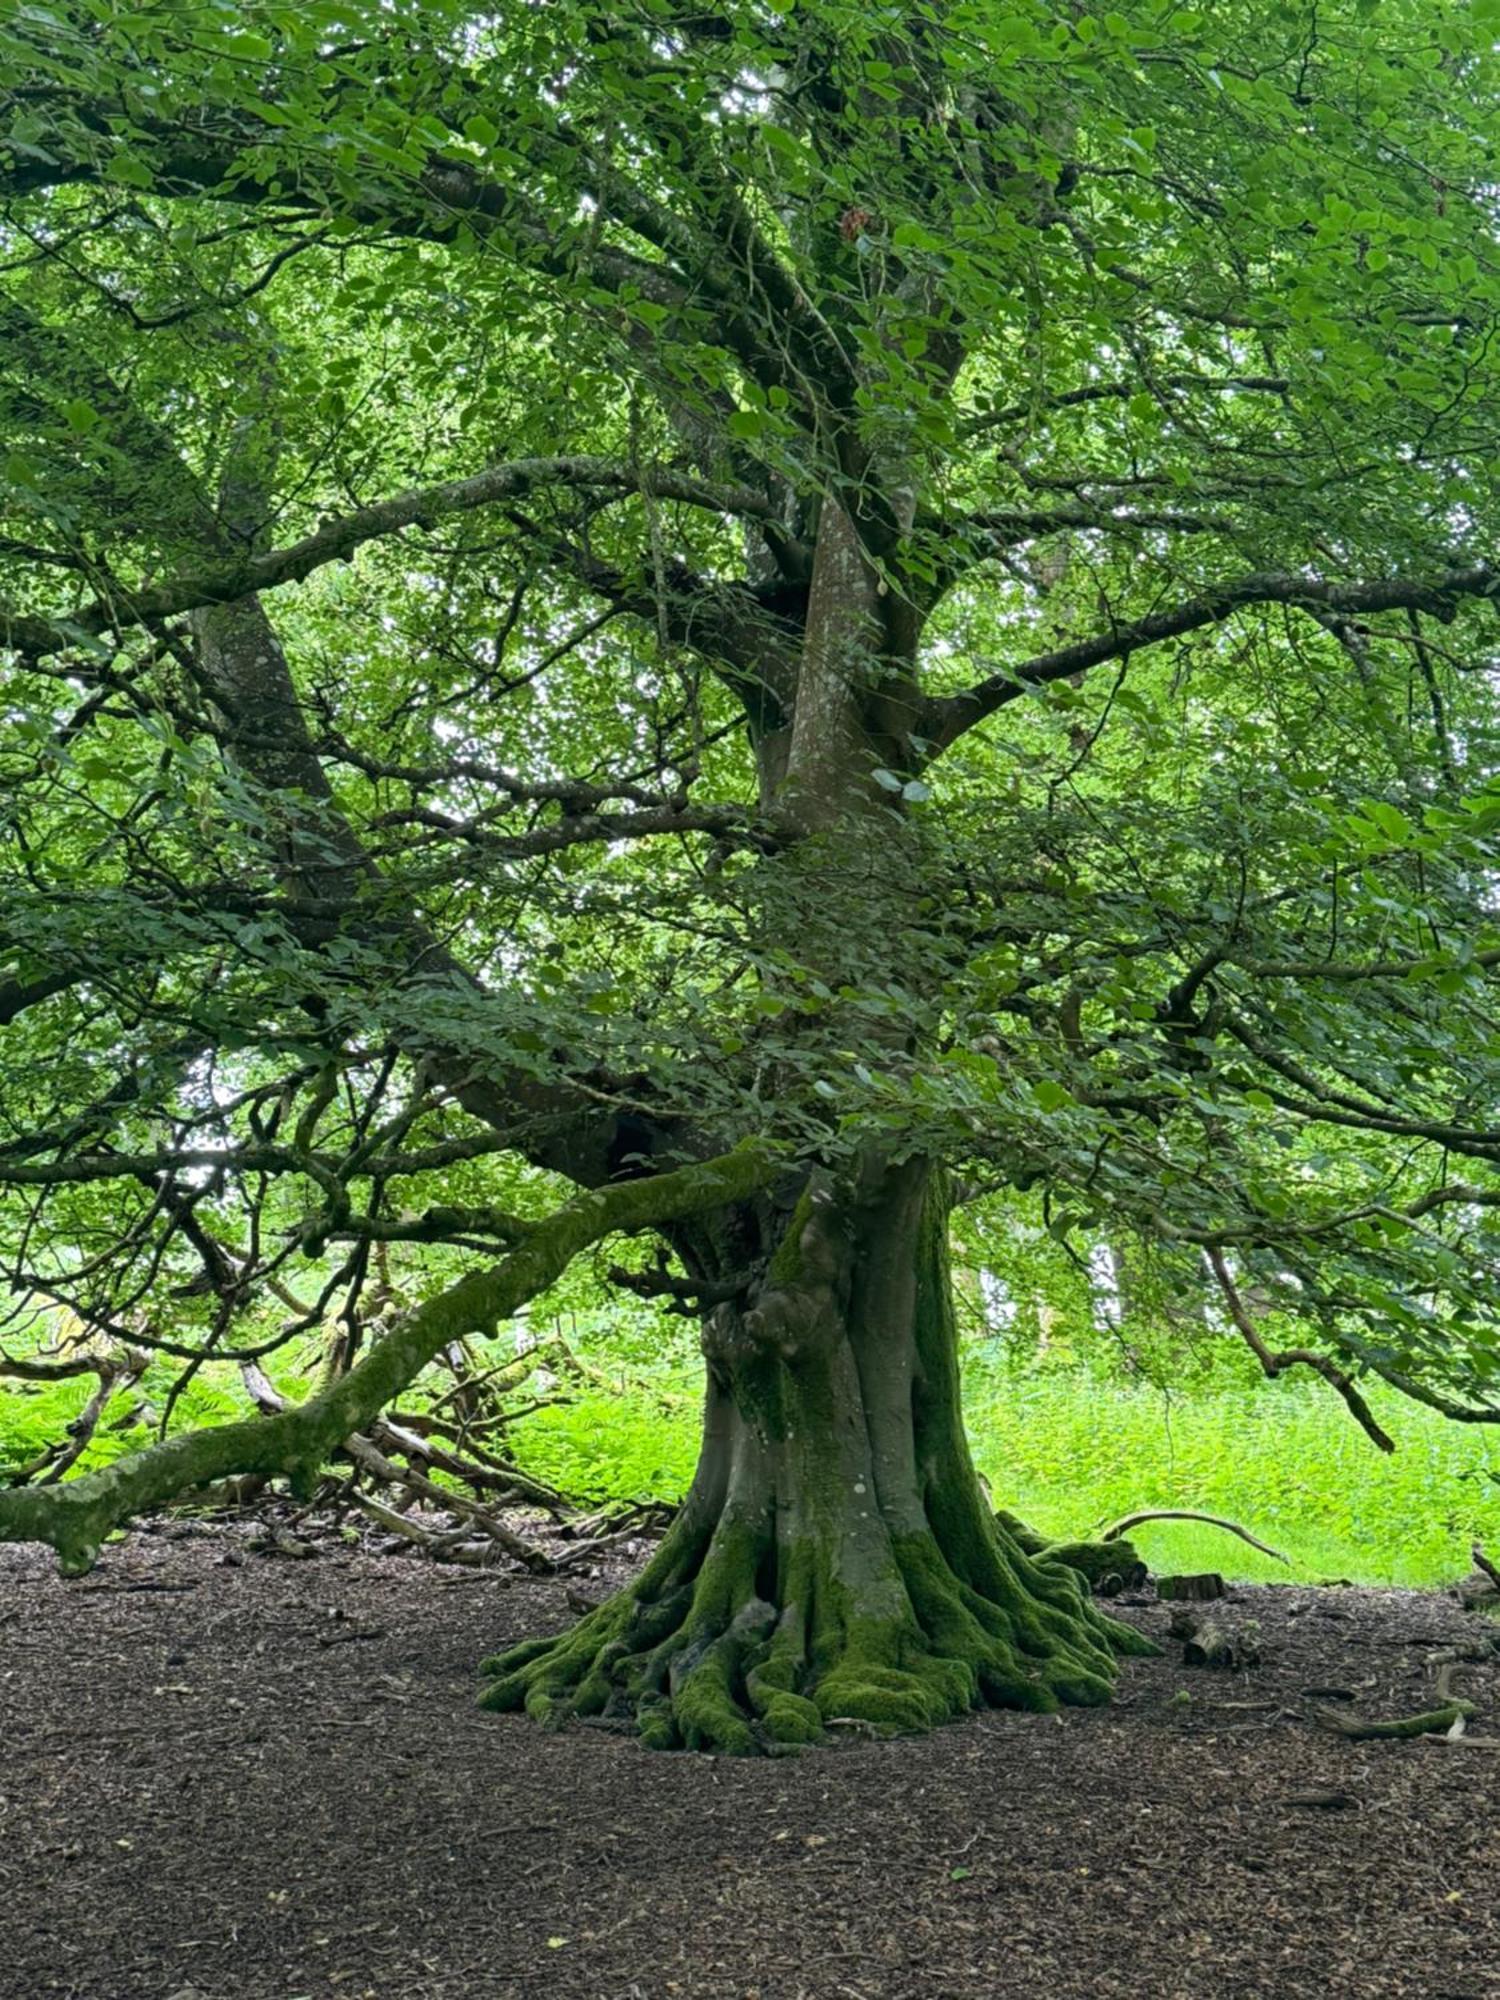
1207,1247,1396,1453
1101,1509,1290,1564
0,1140,776,1574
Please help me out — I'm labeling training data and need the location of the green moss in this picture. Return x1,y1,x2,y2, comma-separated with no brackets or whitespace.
637,1696,680,1752
765,1184,819,1289
477,1158,1163,1754
479,1496,1152,1751
755,1689,824,1744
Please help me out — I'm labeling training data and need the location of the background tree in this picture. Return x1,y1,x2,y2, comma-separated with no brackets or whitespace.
5,0,1500,1750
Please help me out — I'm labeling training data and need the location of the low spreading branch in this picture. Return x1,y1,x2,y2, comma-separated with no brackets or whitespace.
1,1337,152,1484
0,1141,776,1573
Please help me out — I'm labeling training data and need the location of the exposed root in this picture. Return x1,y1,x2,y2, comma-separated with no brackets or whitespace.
479,1513,1156,1754
992,1513,1146,1594
1308,1648,1480,1741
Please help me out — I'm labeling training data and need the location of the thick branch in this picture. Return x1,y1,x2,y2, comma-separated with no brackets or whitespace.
0,456,774,660
0,1141,775,1573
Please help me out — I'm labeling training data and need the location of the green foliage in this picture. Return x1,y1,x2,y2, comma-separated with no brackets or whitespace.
968,1372,1500,1587
506,1383,701,1507
5,1280,1496,1587
7,0,1500,1557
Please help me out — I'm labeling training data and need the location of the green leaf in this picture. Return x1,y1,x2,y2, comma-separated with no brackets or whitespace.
1032,1080,1073,1114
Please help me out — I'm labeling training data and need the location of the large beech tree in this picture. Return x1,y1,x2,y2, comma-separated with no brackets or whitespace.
5,0,1500,1750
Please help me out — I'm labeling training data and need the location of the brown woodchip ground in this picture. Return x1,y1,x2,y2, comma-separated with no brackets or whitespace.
2,1521,1497,2000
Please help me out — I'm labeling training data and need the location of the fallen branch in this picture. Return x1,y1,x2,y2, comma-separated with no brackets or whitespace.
1309,1699,1475,1742
342,1433,554,1572
0,1141,776,1574
1308,1648,1478,1741
1182,1619,1261,1670
1102,1510,1290,1565
351,1493,517,1569
242,1359,569,1519
377,1412,570,1513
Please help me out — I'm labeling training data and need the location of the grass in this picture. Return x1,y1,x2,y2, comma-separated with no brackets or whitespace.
4,1336,1498,1590
965,1371,1500,1587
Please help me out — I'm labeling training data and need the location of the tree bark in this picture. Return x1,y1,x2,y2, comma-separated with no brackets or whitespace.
481,1159,1154,1750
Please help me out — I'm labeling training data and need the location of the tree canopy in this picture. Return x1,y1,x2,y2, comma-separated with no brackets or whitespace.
4,0,1500,1741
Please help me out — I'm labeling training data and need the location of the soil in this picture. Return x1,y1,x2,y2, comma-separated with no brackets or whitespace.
2,1521,1498,2000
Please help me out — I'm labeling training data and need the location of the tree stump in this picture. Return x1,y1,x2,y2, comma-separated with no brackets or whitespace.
1158,1573,1226,1603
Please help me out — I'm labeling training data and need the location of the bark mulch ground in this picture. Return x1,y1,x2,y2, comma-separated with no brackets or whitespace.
2,1522,1498,2000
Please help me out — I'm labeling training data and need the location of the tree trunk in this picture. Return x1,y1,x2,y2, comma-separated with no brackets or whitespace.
481,1159,1154,1751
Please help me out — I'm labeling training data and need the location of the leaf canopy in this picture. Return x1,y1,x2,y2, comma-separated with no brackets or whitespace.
5,0,1500,1431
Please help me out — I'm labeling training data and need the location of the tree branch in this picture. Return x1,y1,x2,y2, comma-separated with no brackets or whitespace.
923,566,1500,753
0,456,776,661
1207,1247,1396,1452
0,1140,776,1573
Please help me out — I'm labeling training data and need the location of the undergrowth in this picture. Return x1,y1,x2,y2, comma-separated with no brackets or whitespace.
4,1328,1497,1589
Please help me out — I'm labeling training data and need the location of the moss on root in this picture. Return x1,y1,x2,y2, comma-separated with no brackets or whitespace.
479,1513,1155,1754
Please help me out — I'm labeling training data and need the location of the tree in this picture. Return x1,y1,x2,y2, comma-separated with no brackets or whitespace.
5,0,1500,1751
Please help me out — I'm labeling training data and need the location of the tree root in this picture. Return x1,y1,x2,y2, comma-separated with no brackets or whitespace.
479,1514,1155,1754
993,1512,1144,1593
1308,1649,1479,1741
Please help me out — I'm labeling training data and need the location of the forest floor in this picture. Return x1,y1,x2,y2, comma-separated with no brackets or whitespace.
2,1521,1498,2000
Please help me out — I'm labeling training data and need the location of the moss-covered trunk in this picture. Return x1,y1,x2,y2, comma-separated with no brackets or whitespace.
482,1159,1152,1751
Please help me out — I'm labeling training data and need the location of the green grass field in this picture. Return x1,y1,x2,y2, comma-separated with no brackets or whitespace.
964,1373,1500,1587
